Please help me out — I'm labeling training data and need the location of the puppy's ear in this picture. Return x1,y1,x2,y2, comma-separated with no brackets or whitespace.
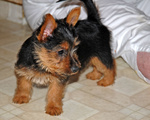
37,14,57,42
66,7,81,26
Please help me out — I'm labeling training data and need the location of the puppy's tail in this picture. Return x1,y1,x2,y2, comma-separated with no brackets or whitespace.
80,0,101,23
57,0,101,23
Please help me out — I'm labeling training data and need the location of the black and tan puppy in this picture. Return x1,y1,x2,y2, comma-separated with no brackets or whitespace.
13,0,116,116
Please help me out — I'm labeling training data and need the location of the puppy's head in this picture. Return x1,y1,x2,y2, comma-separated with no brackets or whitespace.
34,7,81,77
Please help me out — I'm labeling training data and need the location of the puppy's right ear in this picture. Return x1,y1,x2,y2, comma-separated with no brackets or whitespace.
37,14,57,42
66,7,81,26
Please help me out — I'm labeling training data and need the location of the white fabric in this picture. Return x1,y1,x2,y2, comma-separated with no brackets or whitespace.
23,0,150,83
23,0,87,30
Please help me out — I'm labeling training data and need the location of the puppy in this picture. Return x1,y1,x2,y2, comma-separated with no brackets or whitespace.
13,0,116,116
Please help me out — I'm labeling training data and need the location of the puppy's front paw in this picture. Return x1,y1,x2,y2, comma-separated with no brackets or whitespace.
46,105,63,116
13,94,30,104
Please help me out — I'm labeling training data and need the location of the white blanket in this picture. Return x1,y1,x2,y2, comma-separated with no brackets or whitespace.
23,0,150,83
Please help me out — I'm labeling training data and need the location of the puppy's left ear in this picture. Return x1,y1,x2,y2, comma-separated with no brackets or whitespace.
66,7,81,26
37,14,57,42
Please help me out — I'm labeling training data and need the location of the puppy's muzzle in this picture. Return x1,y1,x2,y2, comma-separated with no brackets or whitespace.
71,65,79,73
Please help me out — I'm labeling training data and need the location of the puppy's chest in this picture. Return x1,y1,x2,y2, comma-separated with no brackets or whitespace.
15,67,55,86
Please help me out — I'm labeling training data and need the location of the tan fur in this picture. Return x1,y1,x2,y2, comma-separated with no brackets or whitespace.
86,66,103,80
34,46,72,75
13,68,65,115
13,74,32,104
86,57,116,86
60,41,69,50
15,67,54,86
66,7,81,26
37,14,57,42
46,78,65,115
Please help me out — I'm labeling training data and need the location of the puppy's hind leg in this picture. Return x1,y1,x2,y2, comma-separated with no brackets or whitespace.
86,66,103,80
90,57,116,87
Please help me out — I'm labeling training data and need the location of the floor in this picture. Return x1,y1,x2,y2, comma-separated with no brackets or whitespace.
0,19,150,120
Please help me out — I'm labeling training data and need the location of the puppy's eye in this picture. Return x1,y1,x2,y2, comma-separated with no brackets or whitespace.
58,50,65,56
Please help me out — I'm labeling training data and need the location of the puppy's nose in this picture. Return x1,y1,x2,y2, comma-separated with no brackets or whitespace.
71,66,79,73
